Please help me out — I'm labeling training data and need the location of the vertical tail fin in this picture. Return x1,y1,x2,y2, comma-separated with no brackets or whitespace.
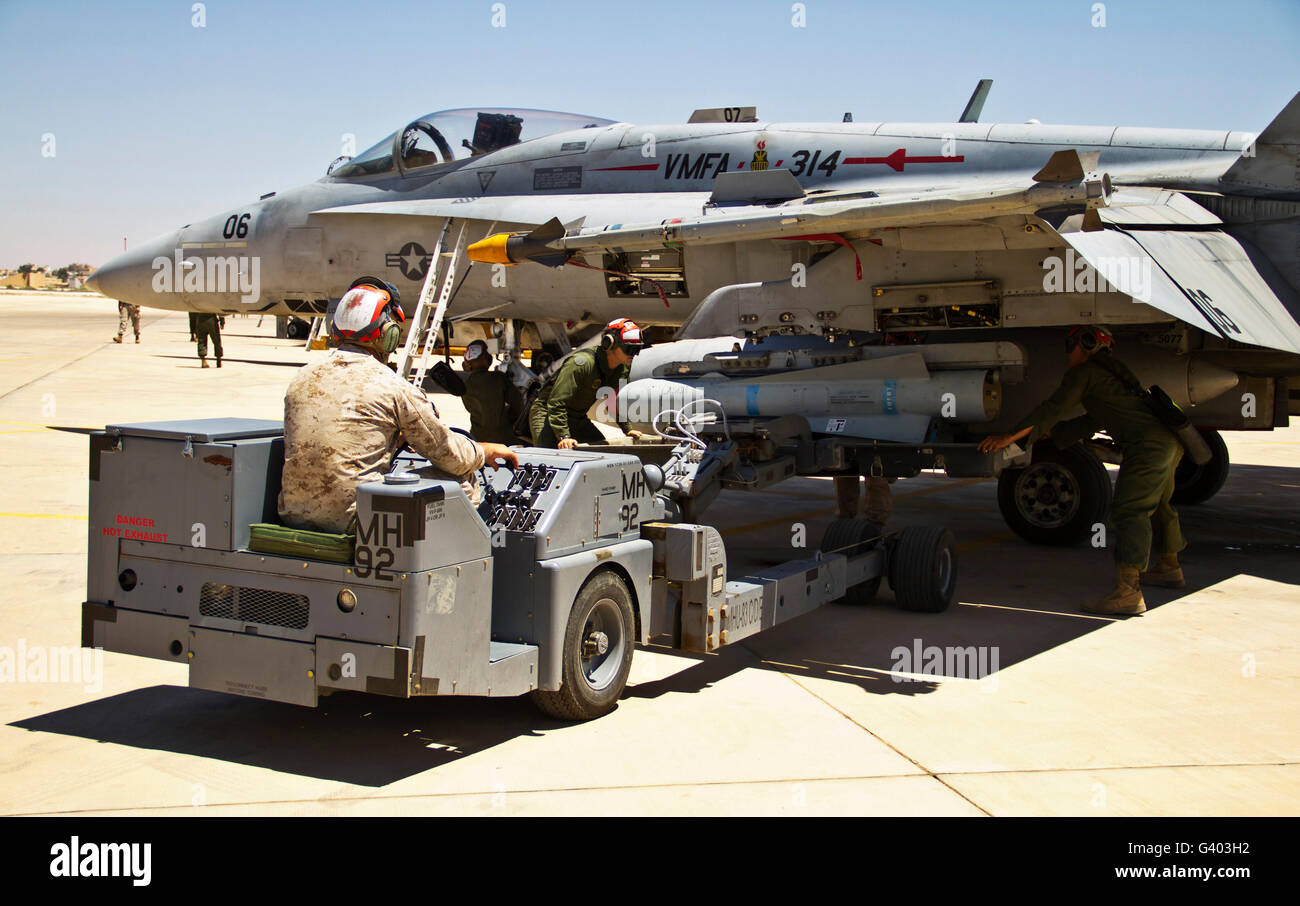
1221,91,1300,195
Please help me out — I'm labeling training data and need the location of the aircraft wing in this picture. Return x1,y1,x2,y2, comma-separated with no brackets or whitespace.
313,193,712,230
1050,206,1300,354
550,161,1108,252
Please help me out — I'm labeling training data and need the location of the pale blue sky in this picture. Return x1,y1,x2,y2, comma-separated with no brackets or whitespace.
1,0,1297,267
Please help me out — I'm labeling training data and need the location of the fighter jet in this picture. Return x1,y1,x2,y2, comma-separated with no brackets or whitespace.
89,87,1300,540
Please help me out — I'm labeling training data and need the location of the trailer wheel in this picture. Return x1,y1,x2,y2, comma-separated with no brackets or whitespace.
286,317,311,340
889,526,957,613
531,570,635,721
1171,429,1229,505
997,443,1111,546
820,518,883,605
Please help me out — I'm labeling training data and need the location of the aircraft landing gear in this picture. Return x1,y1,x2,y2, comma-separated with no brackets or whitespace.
997,442,1112,546
1172,428,1230,505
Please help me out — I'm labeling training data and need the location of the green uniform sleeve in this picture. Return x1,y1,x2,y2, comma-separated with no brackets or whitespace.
1013,364,1095,447
1050,414,1100,448
544,355,595,440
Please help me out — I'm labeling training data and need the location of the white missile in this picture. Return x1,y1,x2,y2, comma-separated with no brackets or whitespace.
608,353,1001,431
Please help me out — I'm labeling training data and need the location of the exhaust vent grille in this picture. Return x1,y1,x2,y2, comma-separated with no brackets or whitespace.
199,582,309,630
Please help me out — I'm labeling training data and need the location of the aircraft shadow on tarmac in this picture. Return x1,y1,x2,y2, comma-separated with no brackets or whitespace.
631,461,1300,705
8,468,1296,787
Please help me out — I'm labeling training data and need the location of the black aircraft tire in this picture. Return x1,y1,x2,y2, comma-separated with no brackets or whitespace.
889,526,957,613
530,570,635,722
286,317,311,340
998,443,1112,546
1171,429,1229,505
820,518,883,605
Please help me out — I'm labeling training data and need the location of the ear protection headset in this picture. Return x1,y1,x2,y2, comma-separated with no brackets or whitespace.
601,317,645,354
333,276,404,355
1066,324,1115,354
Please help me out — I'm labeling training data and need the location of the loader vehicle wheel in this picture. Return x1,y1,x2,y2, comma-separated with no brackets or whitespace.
889,526,957,613
820,518,883,605
531,569,635,721
997,442,1111,546
1171,429,1229,505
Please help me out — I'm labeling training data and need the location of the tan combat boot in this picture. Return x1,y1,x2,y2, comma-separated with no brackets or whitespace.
112,336,122,344
200,357,209,368
1141,553,1185,588
1083,566,1146,616
863,476,894,527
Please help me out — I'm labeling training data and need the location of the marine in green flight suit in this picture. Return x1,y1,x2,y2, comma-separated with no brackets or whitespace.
530,319,646,449
460,340,525,445
979,325,1187,616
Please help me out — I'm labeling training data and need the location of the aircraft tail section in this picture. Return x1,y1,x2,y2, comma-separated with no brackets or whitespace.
1221,91,1300,196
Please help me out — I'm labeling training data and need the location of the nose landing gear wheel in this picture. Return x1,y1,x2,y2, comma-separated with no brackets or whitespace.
531,569,635,721
997,443,1111,546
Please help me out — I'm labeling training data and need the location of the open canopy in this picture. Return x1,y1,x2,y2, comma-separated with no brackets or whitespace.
330,107,615,179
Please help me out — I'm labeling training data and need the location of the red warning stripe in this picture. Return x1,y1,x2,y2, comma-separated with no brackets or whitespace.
590,164,660,171
844,148,964,172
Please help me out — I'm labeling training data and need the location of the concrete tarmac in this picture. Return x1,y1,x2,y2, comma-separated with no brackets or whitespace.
1,292,1297,816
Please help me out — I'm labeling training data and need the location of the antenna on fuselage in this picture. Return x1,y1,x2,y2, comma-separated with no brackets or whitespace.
959,78,993,123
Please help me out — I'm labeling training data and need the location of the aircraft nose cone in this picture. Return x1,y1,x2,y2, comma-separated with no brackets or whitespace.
89,231,181,306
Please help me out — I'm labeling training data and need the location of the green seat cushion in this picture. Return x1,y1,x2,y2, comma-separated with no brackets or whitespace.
247,523,355,563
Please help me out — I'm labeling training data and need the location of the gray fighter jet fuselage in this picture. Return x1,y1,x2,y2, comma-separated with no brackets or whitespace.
89,99,1300,440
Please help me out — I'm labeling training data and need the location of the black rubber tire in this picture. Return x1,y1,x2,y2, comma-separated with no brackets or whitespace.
889,526,957,613
1171,429,1229,505
531,570,635,721
286,317,311,340
997,442,1112,546
820,518,883,605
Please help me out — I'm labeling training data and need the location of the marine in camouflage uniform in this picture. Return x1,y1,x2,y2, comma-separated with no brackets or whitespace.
113,301,140,343
278,275,516,535
982,326,1186,615
279,347,485,534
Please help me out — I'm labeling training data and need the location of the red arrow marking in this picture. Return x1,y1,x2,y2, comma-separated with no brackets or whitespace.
844,148,964,172
590,164,660,171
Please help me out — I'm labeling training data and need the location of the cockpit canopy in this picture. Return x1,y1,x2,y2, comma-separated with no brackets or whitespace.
330,107,615,179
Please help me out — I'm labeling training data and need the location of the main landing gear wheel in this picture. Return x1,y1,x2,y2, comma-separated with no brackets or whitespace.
531,569,635,721
821,518,883,605
286,317,311,340
998,442,1111,546
889,526,958,613
1171,428,1229,505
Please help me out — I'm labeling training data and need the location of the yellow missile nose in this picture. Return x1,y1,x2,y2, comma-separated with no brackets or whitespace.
467,233,517,266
